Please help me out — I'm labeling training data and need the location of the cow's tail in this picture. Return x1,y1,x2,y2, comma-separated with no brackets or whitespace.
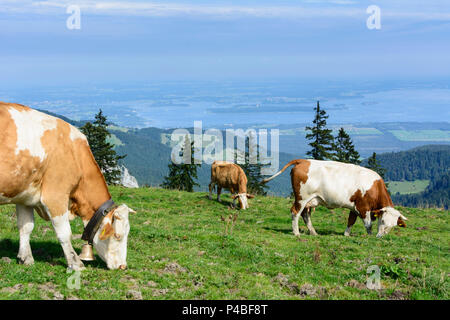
262,159,304,183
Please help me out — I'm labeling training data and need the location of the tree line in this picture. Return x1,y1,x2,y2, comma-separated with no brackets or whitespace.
82,107,447,209
160,100,386,194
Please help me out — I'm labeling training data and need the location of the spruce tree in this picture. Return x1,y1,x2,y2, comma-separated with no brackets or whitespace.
305,101,335,160
162,135,200,192
366,152,386,179
333,127,361,164
80,109,126,185
238,137,268,196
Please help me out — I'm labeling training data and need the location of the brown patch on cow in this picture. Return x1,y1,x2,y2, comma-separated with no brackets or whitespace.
0,102,111,222
0,103,44,200
290,160,311,215
397,217,406,228
98,212,115,240
349,179,393,218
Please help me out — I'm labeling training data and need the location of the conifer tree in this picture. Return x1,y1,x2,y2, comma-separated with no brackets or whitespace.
80,109,126,185
333,127,361,164
162,135,200,192
366,152,386,179
305,101,335,160
238,137,268,196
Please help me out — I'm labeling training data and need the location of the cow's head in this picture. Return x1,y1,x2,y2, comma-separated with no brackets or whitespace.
233,193,255,210
376,207,408,238
92,204,134,269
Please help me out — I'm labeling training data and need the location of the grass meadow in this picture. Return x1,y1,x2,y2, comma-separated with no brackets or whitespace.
388,180,430,195
0,186,448,300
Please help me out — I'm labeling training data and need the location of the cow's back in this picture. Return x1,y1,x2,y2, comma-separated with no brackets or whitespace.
211,161,245,190
294,160,385,210
0,103,86,206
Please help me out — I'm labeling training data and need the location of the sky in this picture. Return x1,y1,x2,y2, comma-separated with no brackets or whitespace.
0,0,450,85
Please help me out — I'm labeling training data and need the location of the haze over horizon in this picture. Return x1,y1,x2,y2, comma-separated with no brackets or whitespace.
0,1,449,128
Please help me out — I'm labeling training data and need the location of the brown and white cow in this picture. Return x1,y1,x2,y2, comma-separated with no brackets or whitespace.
208,161,254,209
263,159,408,238
0,102,134,270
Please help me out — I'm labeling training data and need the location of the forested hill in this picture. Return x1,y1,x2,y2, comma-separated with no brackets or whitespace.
364,145,449,209
393,172,449,209
368,145,450,182
39,109,449,207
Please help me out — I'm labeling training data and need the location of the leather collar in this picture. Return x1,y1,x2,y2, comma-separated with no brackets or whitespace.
81,199,116,244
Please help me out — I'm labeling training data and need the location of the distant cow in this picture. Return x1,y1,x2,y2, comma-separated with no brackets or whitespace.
209,161,254,209
0,102,135,270
263,159,408,237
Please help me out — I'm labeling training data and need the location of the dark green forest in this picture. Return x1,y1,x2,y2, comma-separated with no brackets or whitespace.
366,145,449,182
392,172,449,209
362,145,449,209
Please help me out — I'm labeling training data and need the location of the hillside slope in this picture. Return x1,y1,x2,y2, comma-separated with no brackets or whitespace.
362,145,450,209
37,110,450,203
0,187,448,300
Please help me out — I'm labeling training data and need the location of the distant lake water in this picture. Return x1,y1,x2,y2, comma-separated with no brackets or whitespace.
1,79,449,128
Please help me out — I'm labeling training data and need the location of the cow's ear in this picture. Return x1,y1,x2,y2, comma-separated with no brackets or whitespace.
397,218,407,228
232,195,238,199
372,208,386,218
99,222,114,240
246,194,255,199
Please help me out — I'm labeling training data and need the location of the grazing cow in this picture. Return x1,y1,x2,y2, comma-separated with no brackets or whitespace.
209,161,254,209
0,102,135,270
262,159,408,238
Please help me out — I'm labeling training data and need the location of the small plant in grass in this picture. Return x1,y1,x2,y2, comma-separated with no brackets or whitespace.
380,264,407,280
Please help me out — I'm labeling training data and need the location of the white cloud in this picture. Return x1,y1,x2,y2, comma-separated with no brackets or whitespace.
0,0,449,21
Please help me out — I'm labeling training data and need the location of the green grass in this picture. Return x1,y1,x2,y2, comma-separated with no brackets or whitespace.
388,180,430,195
0,186,449,300
106,133,124,147
389,130,450,142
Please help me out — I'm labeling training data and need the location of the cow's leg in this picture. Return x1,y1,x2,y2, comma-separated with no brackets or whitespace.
16,205,35,265
344,210,358,236
362,211,373,235
291,201,307,236
217,187,222,202
301,207,318,236
208,182,214,200
40,196,84,271
49,211,84,270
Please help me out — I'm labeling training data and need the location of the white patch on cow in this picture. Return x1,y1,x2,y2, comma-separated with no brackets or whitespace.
49,211,84,270
377,207,402,238
291,212,300,236
363,211,373,234
51,212,73,242
8,107,57,162
92,204,131,269
344,226,352,236
16,204,35,265
69,125,87,142
0,186,41,206
238,193,248,210
298,160,381,211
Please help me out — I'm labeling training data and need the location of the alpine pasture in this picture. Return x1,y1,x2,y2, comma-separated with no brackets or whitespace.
0,186,448,300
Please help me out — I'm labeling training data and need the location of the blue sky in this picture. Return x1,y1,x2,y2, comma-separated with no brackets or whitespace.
1,0,450,85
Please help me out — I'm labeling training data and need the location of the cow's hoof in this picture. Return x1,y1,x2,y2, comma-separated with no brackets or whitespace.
293,232,301,237
18,256,34,265
344,232,350,237
310,231,318,236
